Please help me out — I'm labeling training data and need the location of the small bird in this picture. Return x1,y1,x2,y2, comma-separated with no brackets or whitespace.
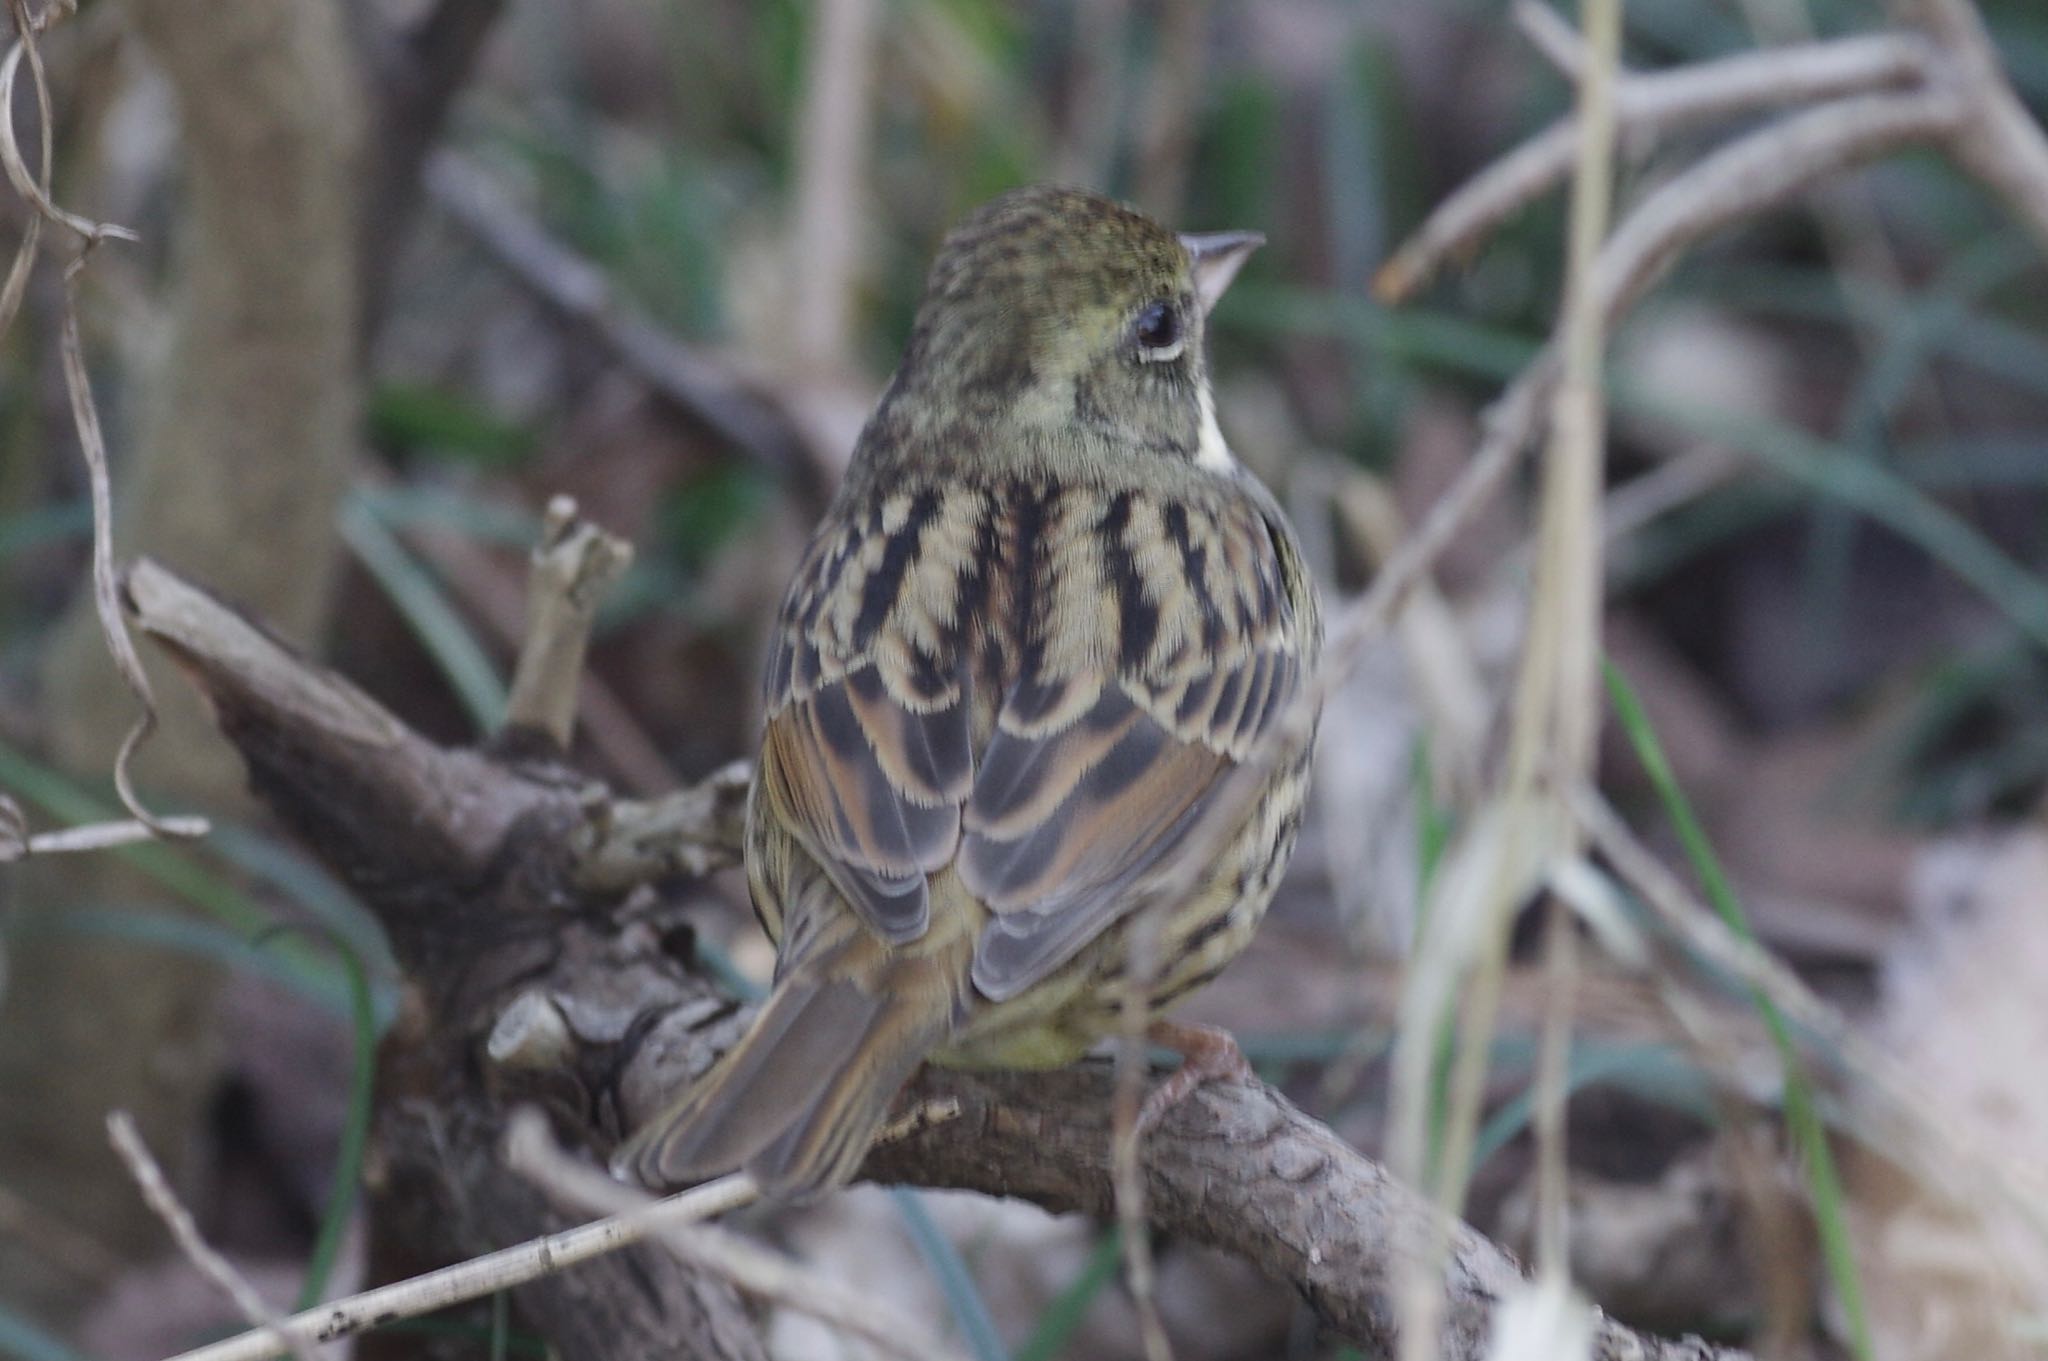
618,185,1322,1200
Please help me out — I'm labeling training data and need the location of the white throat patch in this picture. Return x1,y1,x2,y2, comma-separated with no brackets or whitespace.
1194,383,1236,472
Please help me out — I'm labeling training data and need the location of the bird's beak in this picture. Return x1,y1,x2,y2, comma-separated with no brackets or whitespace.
1180,230,1264,316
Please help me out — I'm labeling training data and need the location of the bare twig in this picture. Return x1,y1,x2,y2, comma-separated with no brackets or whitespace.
0,0,49,339
1589,89,1960,322
58,263,207,842
163,1172,761,1361
503,496,634,747
1373,32,1934,300
1910,0,2048,248
108,1112,315,1361
425,150,825,496
506,1114,962,1361
369,474,678,795
1512,0,1607,82
0,809,203,860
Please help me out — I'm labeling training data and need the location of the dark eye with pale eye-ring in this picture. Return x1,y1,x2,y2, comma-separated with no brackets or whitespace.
1132,301,1183,360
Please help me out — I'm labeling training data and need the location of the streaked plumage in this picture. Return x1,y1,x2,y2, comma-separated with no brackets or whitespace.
618,185,1322,1200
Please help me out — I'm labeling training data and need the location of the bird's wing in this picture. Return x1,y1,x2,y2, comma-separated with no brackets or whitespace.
960,485,1315,1001
755,486,982,945
756,478,1315,986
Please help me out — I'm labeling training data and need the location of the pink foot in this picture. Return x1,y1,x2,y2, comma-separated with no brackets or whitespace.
1136,1020,1254,1136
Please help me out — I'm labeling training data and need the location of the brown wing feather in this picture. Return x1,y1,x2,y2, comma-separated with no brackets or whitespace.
757,485,980,945
757,476,1315,994
961,484,1316,1000
758,677,967,942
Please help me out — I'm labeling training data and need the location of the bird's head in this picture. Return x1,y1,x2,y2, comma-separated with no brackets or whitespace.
876,184,1262,470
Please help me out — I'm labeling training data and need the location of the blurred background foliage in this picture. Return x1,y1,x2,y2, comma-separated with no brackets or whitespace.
1,0,2047,1357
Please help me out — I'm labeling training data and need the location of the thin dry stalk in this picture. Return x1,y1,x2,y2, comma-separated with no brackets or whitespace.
164,1173,762,1361
1112,908,1175,1361
1132,0,1209,218
0,0,48,338
108,1112,315,1361
505,1115,961,1361
787,0,879,374
1520,0,1621,1276
0,0,199,844
1394,0,1622,1350
1052,0,1130,186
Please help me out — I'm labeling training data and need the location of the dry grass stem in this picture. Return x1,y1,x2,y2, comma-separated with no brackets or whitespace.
1394,1,1622,1351
164,1171,762,1361
108,1112,316,1361
1522,0,1622,1277
1132,0,1209,217
0,0,201,844
787,0,879,374
505,1114,963,1361
1112,908,1175,1361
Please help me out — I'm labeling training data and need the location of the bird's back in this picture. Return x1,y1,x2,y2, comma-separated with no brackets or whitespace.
749,455,1320,1061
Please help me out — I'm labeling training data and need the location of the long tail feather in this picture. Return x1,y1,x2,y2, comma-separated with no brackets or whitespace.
614,967,956,1201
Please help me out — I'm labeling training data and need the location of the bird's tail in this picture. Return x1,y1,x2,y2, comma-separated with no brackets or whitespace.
613,963,959,1201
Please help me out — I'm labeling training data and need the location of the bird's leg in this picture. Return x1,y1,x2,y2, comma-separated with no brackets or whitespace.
1136,1019,1255,1135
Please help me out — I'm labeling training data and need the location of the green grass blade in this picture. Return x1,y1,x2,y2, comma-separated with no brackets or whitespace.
1604,658,1872,1360
0,499,89,560
30,906,351,1015
339,497,505,732
1618,392,2048,653
295,937,380,1310
206,821,395,981
0,1306,88,1361
1472,1042,1716,1172
0,739,335,996
888,1188,1006,1361
1011,1230,1122,1361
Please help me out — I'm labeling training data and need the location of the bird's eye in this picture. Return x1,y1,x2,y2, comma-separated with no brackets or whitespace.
1133,301,1184,361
